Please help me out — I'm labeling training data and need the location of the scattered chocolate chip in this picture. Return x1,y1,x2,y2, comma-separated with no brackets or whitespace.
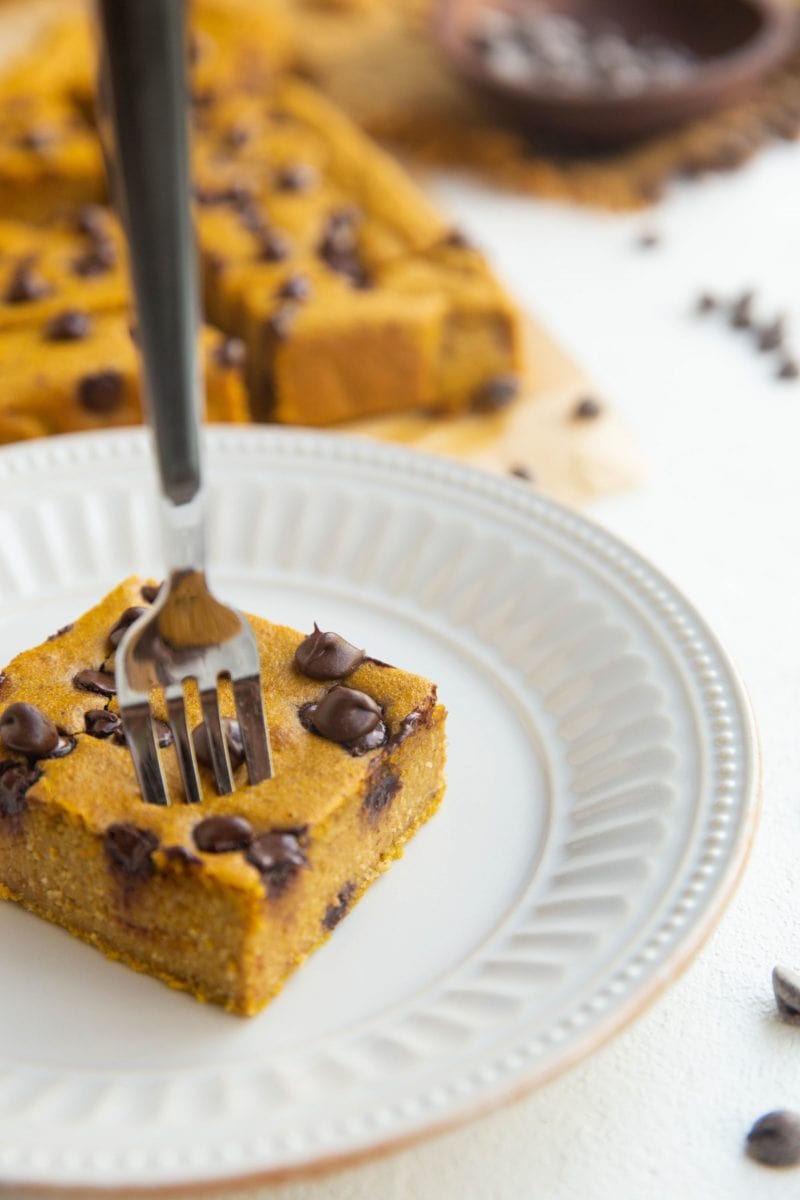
140,583,162,604
323,881,356,930
778,357,799,381
266,305,297,340
274,162,318,192
0,760,40,817
162,844,202,867
696,292,717,314
108,606,147,648
276,274,312,302
294,625,364,681
472,375,520,413
71,239,117,277
192,718,246,772
247,829,307,895
256,227,292,263
85,709,122,739
509,464,535,482
389,701,434,748
758,317,786,352
773,966,800,1020
303,685,382,744
74,205,108,238
0,703,59,759
746,1111,800,1168
44,309,92,341
77,370,124,414
193,814,254,853
214,337,246,369
73,668,116,697
636,231,660,250
316,210,370,286
104,823,159,879
573,396,602,421
363,767,401,817
221,122,251,149
730,291,755,329
46,623,73,641
5,259,53,304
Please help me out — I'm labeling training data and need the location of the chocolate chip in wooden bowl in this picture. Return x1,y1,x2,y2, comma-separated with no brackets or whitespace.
0,760,41,817
322,881,356,930
192,718,246,772
193,814,254,853
746,1110,800,1168
573,396,603,421
104,822,159,880
772,965,800,1020
73,668,116,697
471,375,520,413
108,606,148,648
5,258,53,304
0,702,60,759
44,309,92,341
274,162,319,192
77,369,124,414
300,685,386,755
214,337,246,369
246,829,307,896
294,625,364,681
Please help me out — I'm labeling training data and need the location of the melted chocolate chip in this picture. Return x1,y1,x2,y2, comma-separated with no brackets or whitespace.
303,685,382,743
317,210,370,287
5,259,53,304
73,668,116,697
363,768,401,817
141,583,162,604
442,228,474,250
103,715,172,750
85,709,122,739
323,881,356,930
276,274,311,302
472,375,520,413
193,814,253,853
71,240,117,277
294,625,364,681
573,397,602,420
214,337,246,368
246,830,307,896
0,760,40,817
44,309,92,341
256,227,292,262
108,606,147,648
46,623,73,641
0,703,59,758
77,370,124,414
162,844,202,867
104,823,158,879
192,718,246,771
274,162,318,192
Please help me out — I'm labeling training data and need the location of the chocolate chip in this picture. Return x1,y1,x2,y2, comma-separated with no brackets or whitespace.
5,259,52,303
778,357,799,381
214,337,246,368
247,829,307,895
442,228,474,249
472,375,520,412
275,274,312,302
140,583,162,604
77,370,124,414
74,205,109,238
44,309,92,341
108,606,147,648
162,844,202,867
193,814,254,853
73,668,116,697
0,703,60,759
274,162,318,192
71,239,117,277
758,318,786,352
636,231,660,250
106,716,171,750
573,397,602,420
509,464,534,482
294,625,364,681
192,718,246,771
0,760,40,816
317,210,370,286
730,291,755,329
46,622,73,641
746,1111,800,1168
19,126,57,151
363,767,401,817
267,305,297,340
256,227,292,263
773,966,800,1020
85,709,122,739
323,881,356,930
221,122,251,149
696,292,717,314
303,685,382,743
104,823,158,879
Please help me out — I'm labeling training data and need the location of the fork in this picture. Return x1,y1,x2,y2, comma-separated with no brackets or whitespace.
97,0,273,805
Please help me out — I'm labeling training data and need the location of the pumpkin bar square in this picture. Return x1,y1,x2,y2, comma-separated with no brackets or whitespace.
0,579,447,1015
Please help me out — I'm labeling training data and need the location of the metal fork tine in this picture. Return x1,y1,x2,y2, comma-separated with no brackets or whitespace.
121,700,169,807
232,675,273,785
166,692,202,804
199,685,234,795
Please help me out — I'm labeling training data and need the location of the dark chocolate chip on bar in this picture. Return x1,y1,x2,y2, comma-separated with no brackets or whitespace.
193,718,246,771
193,814,254,853
294,625,364,681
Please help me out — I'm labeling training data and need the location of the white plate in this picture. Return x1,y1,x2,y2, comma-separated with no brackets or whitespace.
0,428,758,1195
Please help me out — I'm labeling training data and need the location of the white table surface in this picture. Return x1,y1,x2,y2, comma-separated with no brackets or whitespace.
170,146,800,1199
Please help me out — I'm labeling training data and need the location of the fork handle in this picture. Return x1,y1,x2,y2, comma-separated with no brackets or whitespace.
97,0,202,508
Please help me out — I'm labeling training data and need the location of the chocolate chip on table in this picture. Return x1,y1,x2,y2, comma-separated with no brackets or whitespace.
302,685,383,744
773,966,800,1020
163,844,202,867
0,703,60,759
323,881,356,930
44,309,92,341
746,1110,800,1168
363,767,401,817
275,274,312,302
274,162,319,192
573,396,602,420
777,357,799,381
73,668,116,697
730,290,755,330
214,337,246,369
246,829,307,895
5,259,52,304
108,606,148,648
472,375,520,412
0,760,40,817
46,623,73,641
193,814,254,853
758,318,786,353
104,822,159,879
509,464,535,482
192,718,246,772
77,370,124,414
140,583,162,604
294,625,364,681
